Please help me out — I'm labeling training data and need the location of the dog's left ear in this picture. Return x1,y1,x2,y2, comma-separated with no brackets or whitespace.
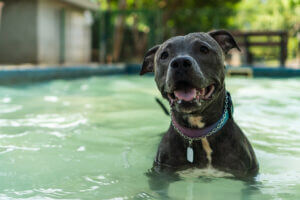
140,45,160,75
208,30,241,54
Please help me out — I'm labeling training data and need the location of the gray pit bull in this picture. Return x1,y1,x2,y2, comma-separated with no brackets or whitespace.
140,30,259,179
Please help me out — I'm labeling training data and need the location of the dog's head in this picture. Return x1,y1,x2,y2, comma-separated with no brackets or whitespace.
140,30,240,114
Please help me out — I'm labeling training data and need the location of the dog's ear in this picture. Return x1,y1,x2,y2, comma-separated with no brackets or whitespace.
140,45,160,75
208,30,240,54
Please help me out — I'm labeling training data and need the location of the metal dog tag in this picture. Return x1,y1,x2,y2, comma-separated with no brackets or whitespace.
187,147,193,163
187,140,194,163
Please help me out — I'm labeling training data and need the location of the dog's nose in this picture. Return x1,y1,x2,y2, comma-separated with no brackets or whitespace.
170,57,192,69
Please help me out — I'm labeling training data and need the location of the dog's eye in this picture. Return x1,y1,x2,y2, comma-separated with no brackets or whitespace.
199,45,209,54
160,51,169,60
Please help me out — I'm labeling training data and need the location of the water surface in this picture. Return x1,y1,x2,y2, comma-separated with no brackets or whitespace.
0,76,299,199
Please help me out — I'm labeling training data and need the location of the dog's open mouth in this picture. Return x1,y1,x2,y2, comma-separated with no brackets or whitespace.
168,82,215,103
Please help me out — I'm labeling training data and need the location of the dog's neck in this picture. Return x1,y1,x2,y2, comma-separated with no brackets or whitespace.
172,89,226,129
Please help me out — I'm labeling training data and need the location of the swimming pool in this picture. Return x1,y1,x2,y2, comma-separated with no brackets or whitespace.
0,76,299,199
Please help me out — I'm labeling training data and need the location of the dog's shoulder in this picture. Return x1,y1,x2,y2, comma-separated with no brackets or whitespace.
209,119,259,176
154,129,187,168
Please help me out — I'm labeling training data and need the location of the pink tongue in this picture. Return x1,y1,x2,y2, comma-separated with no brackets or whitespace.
174,88,196,101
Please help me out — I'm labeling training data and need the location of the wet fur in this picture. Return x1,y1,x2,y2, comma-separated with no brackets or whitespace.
141,30,259,197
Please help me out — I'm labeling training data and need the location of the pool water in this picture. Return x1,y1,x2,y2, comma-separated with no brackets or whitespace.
0,76,299,200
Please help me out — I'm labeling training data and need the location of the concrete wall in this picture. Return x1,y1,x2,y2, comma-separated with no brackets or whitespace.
37,0,62,64
0,0,38,64
64,8,91,63
37,0,92,64
0,0,92,65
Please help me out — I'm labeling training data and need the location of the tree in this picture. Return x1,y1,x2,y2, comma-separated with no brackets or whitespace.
233,0,300,60
96,0,242,62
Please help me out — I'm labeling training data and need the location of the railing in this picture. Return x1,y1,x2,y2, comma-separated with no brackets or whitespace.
232,31,288,67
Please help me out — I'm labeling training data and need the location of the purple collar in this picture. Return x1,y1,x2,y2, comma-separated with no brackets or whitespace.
171,92,233,140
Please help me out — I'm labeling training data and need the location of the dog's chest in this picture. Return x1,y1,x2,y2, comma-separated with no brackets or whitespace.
177,167,233,178
179,135,233,178
188,138,213,167
187,116,213,166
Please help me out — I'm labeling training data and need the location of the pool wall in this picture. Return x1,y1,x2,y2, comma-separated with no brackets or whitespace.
0,64,300,85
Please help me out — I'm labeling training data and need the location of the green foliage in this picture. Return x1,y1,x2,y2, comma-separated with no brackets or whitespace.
95,0,299,62
97,0,159,10
163,7,237,35
161,0,240,33
234,0,300,34
97,0,241,36
233,0,300,60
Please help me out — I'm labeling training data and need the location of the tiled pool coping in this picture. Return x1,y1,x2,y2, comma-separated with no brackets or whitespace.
0,64,299,85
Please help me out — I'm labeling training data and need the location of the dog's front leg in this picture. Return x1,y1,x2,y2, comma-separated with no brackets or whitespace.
146,164,180,199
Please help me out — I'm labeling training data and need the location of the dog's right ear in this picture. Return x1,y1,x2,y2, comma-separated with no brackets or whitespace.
140,45,160,75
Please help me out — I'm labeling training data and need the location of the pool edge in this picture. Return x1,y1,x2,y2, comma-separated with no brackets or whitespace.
0,64,300,85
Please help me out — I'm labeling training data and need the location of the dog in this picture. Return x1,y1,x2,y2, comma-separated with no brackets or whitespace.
140,30,259,178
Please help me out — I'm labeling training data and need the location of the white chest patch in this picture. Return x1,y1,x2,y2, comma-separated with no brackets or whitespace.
187,116,214,166
201,138,213,167
188,116,205,128
183,116,221,177
177,167,233,178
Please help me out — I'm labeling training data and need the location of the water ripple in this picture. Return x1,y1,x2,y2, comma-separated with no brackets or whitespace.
0,131,28,139
84,175,119,186
0,104,22,113
0,114,87,129
0,145,40,154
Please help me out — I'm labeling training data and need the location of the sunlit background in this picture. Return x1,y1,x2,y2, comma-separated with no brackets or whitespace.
0,0,299,67
92,0,300,68
0,0,299,200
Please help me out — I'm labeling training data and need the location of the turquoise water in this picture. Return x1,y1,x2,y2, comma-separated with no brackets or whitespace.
0,76,299,200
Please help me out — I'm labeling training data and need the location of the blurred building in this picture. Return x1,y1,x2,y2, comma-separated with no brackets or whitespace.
0,0,98,65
